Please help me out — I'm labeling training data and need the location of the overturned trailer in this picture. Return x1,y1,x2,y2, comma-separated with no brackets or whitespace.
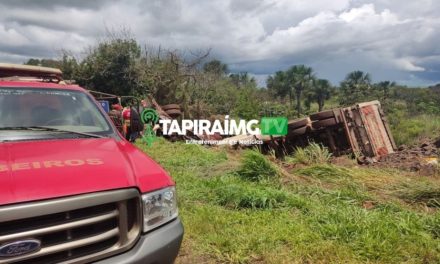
262,100,397,160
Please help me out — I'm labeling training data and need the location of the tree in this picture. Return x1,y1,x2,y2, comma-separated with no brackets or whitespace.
22,31,268,119
25,58,62,68
58,54,79,81
234,86,260,119
306,79,332,112
375,81,395,102
24,56,78,81
74,36,143,96
267,71,291,103
339,70,371,105
203,59,228,76
229,72,256,88
287,65,314,117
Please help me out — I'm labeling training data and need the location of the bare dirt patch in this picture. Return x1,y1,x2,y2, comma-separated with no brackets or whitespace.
369,138,439,176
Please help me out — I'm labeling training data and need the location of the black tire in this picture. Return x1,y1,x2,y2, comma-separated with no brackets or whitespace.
162,104,181,111
288,118,309,129
312,117,338,129
310,110,336,121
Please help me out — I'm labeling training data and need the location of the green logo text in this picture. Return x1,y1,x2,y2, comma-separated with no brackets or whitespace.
260,117,288,136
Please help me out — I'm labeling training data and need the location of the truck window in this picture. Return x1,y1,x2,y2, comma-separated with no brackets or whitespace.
0,88,113,136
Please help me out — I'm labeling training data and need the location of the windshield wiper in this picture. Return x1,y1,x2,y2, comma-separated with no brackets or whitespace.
0,127,33,130
31,126,107,138
0,126,106,138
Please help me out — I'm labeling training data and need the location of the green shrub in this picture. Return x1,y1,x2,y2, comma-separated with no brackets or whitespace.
237,149,279,181
289,143,332,165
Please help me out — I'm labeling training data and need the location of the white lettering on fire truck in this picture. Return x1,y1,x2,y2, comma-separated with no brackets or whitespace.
0,159,104,172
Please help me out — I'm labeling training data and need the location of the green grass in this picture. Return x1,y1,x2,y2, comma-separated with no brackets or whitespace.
136,138,440,264
287,143,332,165
210,176,309,210
390,114,440,146
296,164,350,179
237,150,279,182
394,182,440,208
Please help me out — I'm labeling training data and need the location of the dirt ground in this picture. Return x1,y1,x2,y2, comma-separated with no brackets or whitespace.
368,137,440,175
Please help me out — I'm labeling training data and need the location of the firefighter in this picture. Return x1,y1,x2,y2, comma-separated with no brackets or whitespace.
122,106,131,141
109,104,123,134
122,105,143,142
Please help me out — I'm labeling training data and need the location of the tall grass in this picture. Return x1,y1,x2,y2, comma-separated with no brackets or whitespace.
288,142,332,165
395,182,440,208
424,213,440,239
215,183,289,209
237,149,279,181
296,164,351,179
390,114,440,146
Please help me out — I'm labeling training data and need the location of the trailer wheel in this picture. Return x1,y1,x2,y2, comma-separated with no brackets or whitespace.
312,117,338,129
310,110,335,121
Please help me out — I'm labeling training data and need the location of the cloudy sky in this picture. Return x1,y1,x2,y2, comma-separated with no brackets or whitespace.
0,0,439,87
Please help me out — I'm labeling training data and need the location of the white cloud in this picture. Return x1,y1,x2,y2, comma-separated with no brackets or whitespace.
394,58,425,72
0,0,439,85
0,25,28,45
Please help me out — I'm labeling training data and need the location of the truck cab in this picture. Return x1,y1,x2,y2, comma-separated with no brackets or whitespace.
0,63,183,264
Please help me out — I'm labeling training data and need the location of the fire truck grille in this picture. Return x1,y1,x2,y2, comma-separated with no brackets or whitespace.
0,189,141,264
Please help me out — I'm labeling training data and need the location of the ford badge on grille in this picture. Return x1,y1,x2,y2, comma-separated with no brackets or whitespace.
0,239,41,258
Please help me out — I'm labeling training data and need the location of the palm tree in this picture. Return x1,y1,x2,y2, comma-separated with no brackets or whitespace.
267,71,291,106
340,70,371,105
308,79,332,111
287,65,314,117
230,72,256,88
375,81,395,102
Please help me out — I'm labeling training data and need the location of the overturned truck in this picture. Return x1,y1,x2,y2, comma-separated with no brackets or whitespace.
261,100,397,160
